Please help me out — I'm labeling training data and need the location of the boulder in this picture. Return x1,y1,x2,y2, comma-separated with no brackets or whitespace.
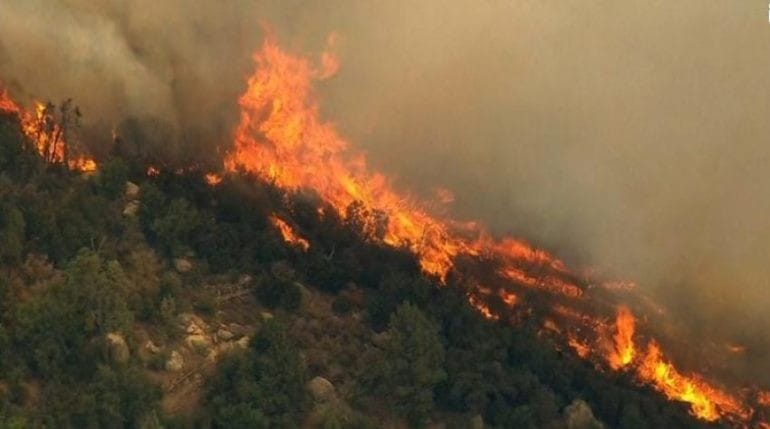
185,317,208,335
307,376,336,403
165,350,184,372
565,399,604,429
186,334,212,352
174,258,193,273
123,200,140,217
139,340,161,364
106,332,130,364
125,181,140,200
260,311,274,321
217,328,234,341
227,323,249,338
236,336,250,349
144,340,161,354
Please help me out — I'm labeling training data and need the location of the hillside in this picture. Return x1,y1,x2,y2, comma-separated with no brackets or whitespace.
0,108,721,429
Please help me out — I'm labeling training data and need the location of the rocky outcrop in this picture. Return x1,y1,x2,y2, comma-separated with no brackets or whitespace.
166,350,184,372
123,200,140,217
174,258,193,273
216,328,234,341
565,399,604,429
307,376,336,403
106,332,130,364
125,181,140,199
123,182,141,216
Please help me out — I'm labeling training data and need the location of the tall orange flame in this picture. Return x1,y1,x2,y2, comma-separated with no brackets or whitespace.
269,215,310,251
224,37,577,296
637,341,750,422
609,306,636,369
222,36,762,426
0,89,96,172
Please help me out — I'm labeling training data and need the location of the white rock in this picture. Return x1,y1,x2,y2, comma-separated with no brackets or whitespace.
236,336,250,349
217,328,234,341
106,332,130,364
565,399,604,429
174,258,193,273
165,350,184,372
186,334,212,351
144,340,161,354
125,181,140,200
123,200,140,217
307,376,336,403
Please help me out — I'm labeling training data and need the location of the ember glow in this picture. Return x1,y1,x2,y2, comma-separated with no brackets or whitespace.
0,88,96,172
222,37,766,426
269,215,310,251
608,306,636,370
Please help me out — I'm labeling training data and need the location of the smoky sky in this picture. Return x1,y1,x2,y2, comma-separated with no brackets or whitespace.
0,0,263,164
2,1,770,380
262,1,770,363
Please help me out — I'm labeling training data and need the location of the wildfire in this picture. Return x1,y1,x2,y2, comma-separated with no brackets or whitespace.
568,334,591,358
608,306,636,370
220,36,764,426
223,35,583,300
597,305,751,422
468,294,499,321
205,172,223,185
758,391,770,407
269,215,310,251
637,341,750,422
0,88,96,172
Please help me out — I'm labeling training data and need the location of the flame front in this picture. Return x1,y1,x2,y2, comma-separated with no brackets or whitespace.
222,36,762,426
224,37,577,293
599,306,751,422
269,215,310,251
0,89,96,172
609,306,636,370
637,341,750,422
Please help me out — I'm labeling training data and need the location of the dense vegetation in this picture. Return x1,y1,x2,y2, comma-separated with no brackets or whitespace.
0,111,717,428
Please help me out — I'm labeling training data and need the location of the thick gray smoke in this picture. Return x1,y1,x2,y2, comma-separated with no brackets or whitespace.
0,0,263,164
2,0,770,382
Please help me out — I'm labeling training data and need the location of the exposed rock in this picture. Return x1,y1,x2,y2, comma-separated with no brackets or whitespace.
470,414,484,429
123,200,140,217
227,323,249,338
372,331,390,348
174,258,193,273
261,311,274,321
217,328,234,341
139,340,161,364
106,332,130,364
177,313,196,326
236,336,250,349
186,319,208,335
186,334,212,353
145,340,161,354
307,376,336,403
125,181,140,200
165,350,184,372
565,399,604,429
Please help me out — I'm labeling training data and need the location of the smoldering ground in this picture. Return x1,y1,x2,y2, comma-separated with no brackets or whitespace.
2,0,770,384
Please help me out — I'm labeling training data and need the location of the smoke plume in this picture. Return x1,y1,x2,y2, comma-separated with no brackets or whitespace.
2,0,770,383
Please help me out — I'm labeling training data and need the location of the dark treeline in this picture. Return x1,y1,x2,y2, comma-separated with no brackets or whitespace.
0,110,719,428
